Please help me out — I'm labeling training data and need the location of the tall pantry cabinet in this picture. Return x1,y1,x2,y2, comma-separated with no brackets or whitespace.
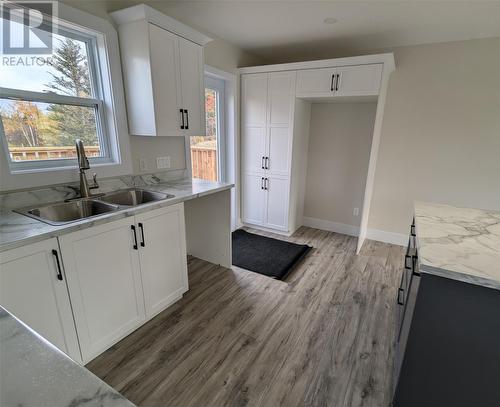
241,71,309,233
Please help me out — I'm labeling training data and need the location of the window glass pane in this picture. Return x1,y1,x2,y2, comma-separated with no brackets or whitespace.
0,99,101,162
190,88,218,181
0,22,93,98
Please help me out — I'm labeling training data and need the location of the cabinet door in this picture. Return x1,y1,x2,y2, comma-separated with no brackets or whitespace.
59,218,145,362
336,64,383,96
242,173,267,226
179,37,205,137
0,238,81,362
267,71,296,176
265,176,290,231
136,204,188,320
296,67,336,97
149,23,183,136
241,73,268,174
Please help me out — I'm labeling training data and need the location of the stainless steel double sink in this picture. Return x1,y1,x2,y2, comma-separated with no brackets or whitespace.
15,188,175,226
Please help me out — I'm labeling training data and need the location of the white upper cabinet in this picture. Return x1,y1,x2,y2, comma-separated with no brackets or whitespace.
336,64,383,97
296,67,337,98
111,5,211,137
178,37,205,137
296,63,383,98
267,72,295,176
0,239,82,363
241,73,268,174
149,23,183,137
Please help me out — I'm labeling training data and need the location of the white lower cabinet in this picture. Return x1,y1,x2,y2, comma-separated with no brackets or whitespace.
265,176,290,230
0,238,82,363
242,173,267,226
59,217,146,362
59,203,188,363
136,204,188,319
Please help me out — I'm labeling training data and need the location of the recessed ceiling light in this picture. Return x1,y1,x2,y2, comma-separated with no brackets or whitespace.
323,17,338,25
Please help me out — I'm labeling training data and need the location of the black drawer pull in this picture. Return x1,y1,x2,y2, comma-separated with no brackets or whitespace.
131,225,138,250
138,222,145,247
330,74,335,91
404,254,412,270
410,224,416,236
397,287,404,305
52,249,63,281
180,109,185,129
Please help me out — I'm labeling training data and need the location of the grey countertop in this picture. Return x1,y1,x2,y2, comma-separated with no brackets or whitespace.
414,202,500,290
0,177,233,252
0,306,135,407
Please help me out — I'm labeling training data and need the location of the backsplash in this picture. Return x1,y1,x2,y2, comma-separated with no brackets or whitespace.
0,169,188,210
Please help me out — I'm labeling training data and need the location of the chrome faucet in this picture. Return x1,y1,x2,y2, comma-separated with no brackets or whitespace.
75,139,99,198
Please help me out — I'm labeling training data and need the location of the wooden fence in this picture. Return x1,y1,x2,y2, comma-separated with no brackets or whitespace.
190,146,217,181
9,146,100,161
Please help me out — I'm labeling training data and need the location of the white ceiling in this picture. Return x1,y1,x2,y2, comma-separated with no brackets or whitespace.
101,1,500,63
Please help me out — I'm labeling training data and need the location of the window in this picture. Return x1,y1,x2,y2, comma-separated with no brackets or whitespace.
190,76,226,182
0,16,110,172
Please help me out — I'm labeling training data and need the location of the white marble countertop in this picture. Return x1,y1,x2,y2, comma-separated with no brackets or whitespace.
0,306,135,407
0,177,233,252
414,202,500,290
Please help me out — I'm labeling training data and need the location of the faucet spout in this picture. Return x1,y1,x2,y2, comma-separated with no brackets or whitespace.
75,139,90,170
75,139,99,198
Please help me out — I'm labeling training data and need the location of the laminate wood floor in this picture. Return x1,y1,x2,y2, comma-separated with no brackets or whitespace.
87,227,405,407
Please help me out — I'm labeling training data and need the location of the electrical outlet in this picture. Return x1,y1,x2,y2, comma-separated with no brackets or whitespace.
156,156,171,169
353,207,359,217
139,158,147,171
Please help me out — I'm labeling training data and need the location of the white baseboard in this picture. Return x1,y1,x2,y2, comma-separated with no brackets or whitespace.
365,228,407,246
302,216,406,247
302,217,359,237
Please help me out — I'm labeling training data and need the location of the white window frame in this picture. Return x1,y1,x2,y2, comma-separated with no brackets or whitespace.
0,3,132,190
204,75,226,182
0,12,112,172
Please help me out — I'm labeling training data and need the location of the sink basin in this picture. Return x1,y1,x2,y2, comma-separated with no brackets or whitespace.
100,188,174,206
16,199,119,226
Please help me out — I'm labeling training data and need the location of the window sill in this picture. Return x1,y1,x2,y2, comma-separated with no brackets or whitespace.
8,159,120,175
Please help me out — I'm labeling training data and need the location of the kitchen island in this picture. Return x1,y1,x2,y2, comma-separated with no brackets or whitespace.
0,306,135,407
392,202,500,407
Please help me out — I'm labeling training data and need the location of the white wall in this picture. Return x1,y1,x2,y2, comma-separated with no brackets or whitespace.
368,37,500,235
303,102,377,229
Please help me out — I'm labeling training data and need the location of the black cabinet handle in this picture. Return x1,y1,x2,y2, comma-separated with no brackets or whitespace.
335,73,340,91
410,224,416,237
52,249,63,281
131,225,138,250
261,156,265,169
265,157,269,169
404,254,412,270
184,109,189,130
180,109,185,129
138,222,145,247
265,178,269,190
397,287,404,305
330,74,335,91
